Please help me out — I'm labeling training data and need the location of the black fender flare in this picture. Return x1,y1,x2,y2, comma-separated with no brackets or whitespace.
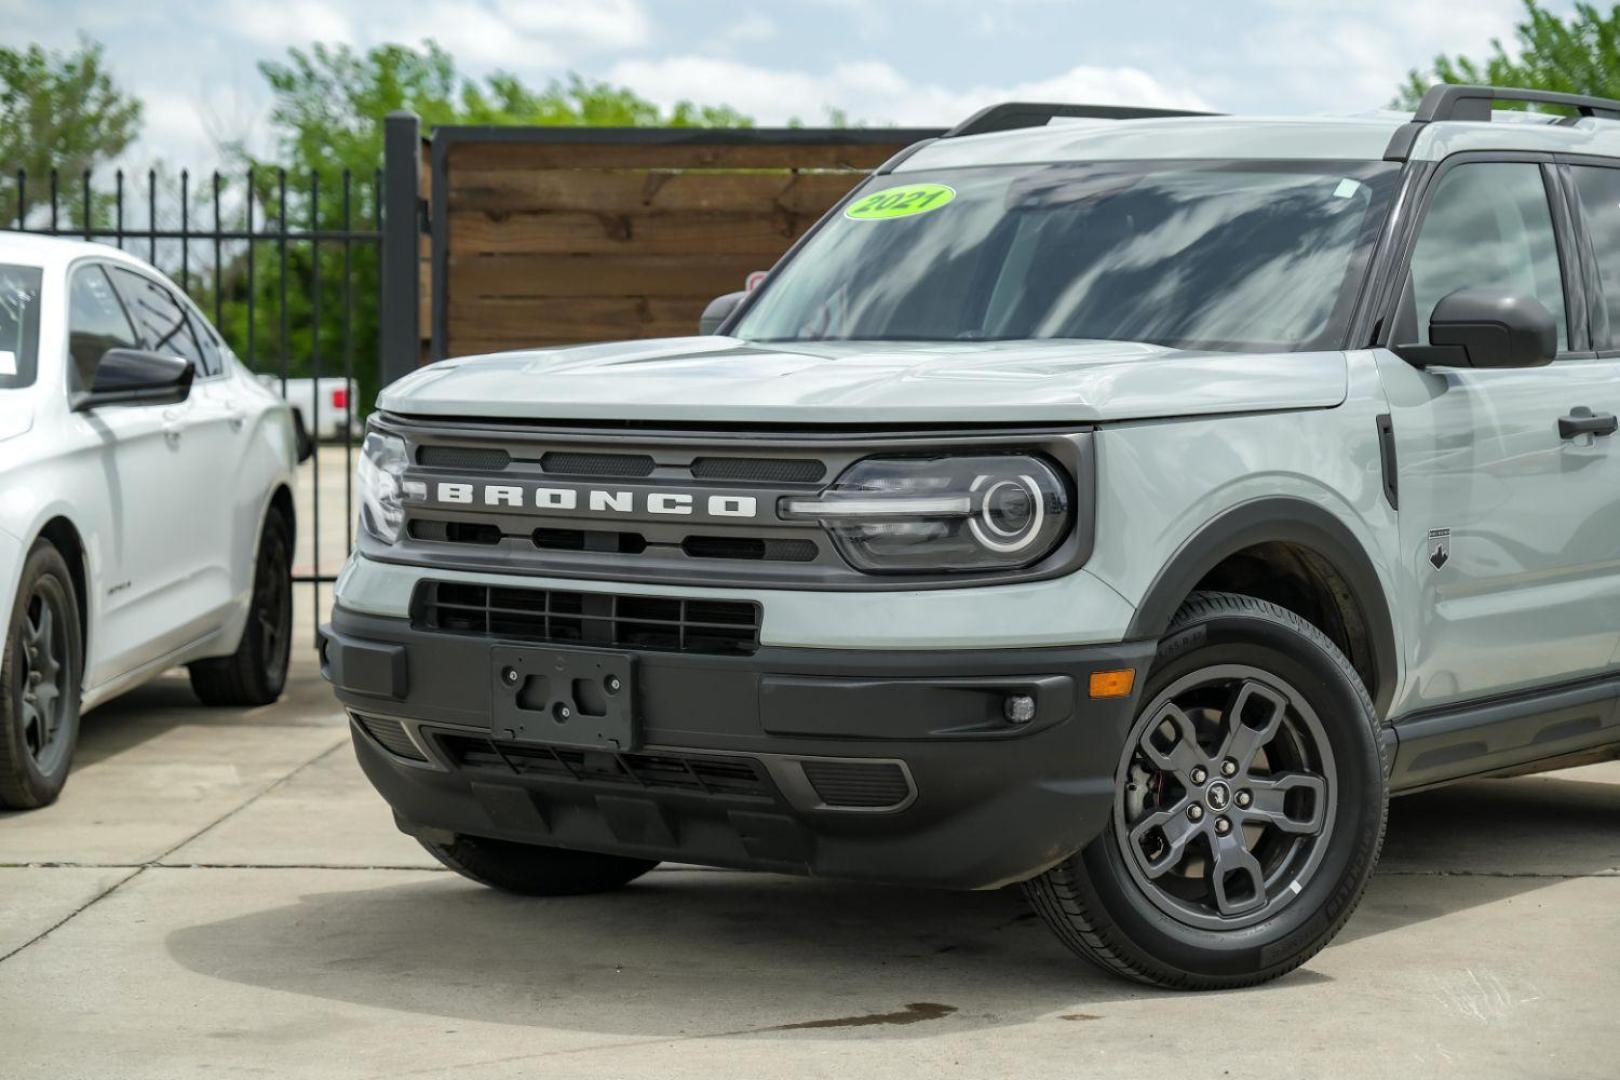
1125,498,1399,718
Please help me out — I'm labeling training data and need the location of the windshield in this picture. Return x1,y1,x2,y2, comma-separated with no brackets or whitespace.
735,160,1400,352
0,263,43,390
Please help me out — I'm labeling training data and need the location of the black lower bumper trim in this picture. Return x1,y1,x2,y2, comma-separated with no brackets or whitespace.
327,605,1154,890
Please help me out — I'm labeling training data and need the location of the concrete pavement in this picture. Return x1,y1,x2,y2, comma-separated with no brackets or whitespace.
3,606,1620,1077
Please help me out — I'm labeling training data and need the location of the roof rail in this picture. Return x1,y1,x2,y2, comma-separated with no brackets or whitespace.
943,101,1216,139
1385,84,1620,161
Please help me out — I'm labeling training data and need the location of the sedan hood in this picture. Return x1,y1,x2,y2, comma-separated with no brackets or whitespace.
378,338,1347,425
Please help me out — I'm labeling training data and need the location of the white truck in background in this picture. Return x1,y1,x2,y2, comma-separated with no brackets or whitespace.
257,374,356,443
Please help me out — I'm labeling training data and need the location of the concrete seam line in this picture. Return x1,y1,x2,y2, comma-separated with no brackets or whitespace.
0,866,142,966
149,736,350,866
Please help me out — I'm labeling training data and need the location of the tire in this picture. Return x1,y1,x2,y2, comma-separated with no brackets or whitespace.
1025,591,1387,990
188,511,292,707
421,834,659,896
0,541,83,810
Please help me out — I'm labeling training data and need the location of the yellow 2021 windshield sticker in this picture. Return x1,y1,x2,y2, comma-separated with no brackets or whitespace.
845,183,956,220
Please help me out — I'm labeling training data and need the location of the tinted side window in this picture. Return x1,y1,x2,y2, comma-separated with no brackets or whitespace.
67,265,141,391
1407,162,1568,350
1571,165,1620,348
191,310,225,377
107,267,206,371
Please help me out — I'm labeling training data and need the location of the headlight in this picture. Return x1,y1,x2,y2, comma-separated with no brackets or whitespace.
357,430,411,543
781,454,1071,573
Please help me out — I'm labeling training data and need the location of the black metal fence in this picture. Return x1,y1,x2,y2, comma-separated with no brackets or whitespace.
4,160,389,644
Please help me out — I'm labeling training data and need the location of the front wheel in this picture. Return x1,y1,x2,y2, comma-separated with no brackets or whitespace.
188,511,292,707
1025,592,1387,989
0,541,83,810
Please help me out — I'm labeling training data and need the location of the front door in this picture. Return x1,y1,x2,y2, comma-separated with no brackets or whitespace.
1376,158,1620,715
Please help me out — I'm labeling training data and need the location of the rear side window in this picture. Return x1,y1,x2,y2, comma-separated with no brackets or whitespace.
107,266,207,373
1405,162,1568,351
0,264,43,390
67,265,141,391
1570,165,1620,348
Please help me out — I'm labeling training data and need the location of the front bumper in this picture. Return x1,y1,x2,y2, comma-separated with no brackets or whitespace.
322,605,1153,890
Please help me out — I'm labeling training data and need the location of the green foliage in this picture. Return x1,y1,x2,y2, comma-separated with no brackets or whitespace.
1398,1,1620,109
218,40,751,415
0,36,141,225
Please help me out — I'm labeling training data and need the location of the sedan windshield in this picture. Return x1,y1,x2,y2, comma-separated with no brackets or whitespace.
735,160,1400,352
0,263,43,390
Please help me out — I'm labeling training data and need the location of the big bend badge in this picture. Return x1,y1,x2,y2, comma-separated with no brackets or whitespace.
1427,527,1451,570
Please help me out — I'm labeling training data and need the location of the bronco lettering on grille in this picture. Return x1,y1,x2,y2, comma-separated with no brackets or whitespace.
432,482,758,519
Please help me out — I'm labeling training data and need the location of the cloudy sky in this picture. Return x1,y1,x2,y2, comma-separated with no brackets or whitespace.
21,0,1573,167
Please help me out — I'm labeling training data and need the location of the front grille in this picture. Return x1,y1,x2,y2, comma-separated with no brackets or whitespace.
438,734,774,799
532,527,648,554
410,520,503,545
417,581,761,656
541,451,655,477
800,760,912,809
682,535,818,562
354,714,427,761
691,456,825,483
418,445,510,469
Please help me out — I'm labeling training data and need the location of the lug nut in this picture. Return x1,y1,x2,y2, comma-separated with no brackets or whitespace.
501,666,518,686
1187,804,1205,822
606,675,622,693
1236,790,1252,809
1190,766,1208,784
1221,759,1238,777
1215,817,1233,836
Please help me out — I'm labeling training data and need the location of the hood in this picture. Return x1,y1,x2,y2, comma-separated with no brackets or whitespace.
378,338,1348,425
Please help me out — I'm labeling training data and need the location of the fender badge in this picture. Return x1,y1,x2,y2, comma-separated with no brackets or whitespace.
1427,528,1451,570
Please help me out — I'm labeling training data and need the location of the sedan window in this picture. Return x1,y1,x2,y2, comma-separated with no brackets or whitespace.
107,266,207,373
67,265,141,391
0,263,43,390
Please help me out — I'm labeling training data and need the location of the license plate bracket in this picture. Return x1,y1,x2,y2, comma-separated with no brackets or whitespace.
490,645,636,751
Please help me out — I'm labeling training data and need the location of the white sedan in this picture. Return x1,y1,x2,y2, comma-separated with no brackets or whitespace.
0,234,302,809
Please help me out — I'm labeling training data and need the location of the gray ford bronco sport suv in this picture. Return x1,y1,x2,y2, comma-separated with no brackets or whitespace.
323,85,1620,989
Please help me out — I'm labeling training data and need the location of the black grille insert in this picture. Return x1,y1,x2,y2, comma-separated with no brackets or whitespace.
354,714,427,762
800,760,912,808
410,519,504,546
417,581,761,656
418,445,511,469
532,527,648,554
682,535,818,562
691,457,825,483
437,734,774,799
541,451,656,477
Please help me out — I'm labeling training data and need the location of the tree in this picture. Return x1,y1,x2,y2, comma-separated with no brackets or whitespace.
216,40,750,414
0,37,142,225
1398,1,1620,108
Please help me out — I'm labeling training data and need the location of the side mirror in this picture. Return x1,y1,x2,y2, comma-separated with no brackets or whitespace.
699,291,747,335
1395,287,1556,370
72,349,195,411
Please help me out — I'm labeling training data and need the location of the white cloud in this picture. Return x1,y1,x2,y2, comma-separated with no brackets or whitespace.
221,0,355,48
398,0,564,67
494,0,651,50
606,56,1210,126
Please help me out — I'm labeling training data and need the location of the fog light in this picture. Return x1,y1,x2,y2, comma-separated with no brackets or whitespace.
1004,693,1037,725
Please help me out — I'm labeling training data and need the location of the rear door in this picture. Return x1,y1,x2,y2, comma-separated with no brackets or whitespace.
1374,156,1620,715
1563,160,1620,670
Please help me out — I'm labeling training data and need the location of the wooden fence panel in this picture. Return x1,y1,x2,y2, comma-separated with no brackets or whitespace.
428,127,941,360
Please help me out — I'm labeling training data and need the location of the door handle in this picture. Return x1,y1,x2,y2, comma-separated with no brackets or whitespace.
1558,407,1618,440
226,409,245,432
161,408,184,448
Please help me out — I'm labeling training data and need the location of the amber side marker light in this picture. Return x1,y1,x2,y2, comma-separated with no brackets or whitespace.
1089,669,1136,699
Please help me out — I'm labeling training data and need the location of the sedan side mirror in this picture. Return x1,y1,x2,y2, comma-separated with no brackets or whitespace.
1395,287,1556,370
699,291,747,335
72,349,195,411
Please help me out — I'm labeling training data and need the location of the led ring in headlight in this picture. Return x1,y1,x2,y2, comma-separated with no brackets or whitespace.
969,474,1046,553
781,453,1071,574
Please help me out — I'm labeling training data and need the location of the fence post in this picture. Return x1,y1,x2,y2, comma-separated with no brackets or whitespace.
379,109,421,389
